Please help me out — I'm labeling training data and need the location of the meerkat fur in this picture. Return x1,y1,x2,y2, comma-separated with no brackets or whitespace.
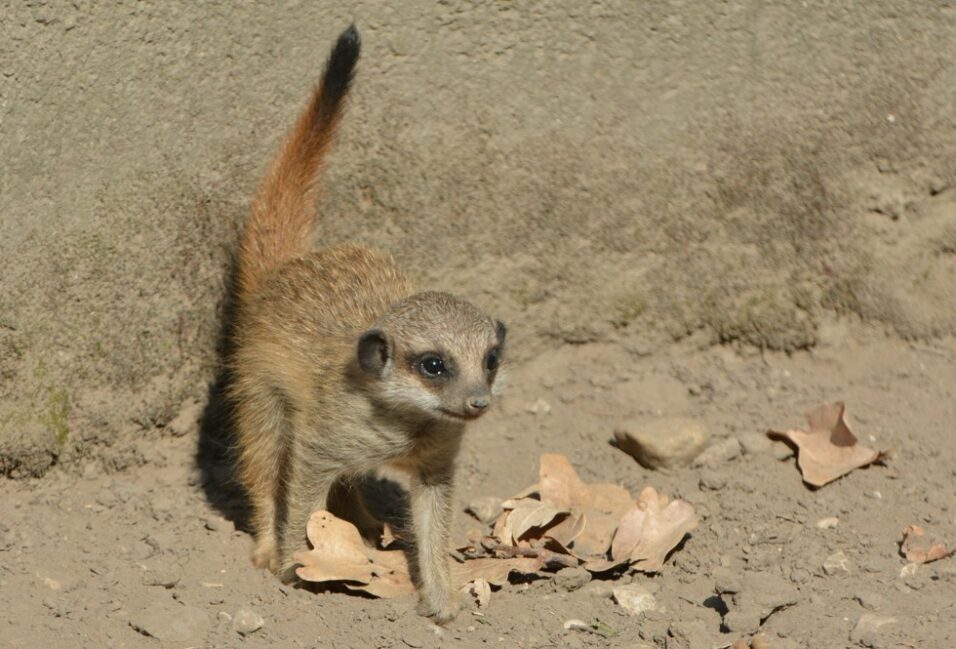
229,25,506,624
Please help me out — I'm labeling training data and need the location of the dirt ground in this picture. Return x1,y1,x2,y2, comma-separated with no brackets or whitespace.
3,2,956,648
3,328,956,648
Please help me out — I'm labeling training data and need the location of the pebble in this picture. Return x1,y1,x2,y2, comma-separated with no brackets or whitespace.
552,567,592,592
668,620,711,649
465,497,503,524
692,437,742,468
854,591,885,611
770,439,796,460
699,470,727,491
579,580,616,598
612,585,658,616
129,603,209,644
849,613,898,647
141,565,182,588
526,399,551,415
613,417,709,469
232,607,265,635
823,550,852,575
739,432,773,456
815,517,840,529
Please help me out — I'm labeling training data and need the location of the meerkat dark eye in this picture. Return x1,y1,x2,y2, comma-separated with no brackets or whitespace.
485,349,500,373
419,355,447,377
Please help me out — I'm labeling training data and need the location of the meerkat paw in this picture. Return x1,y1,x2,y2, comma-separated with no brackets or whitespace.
252,537,280,573
417,590,460,624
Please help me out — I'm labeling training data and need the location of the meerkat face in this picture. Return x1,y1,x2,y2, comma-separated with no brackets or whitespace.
357,292,506,422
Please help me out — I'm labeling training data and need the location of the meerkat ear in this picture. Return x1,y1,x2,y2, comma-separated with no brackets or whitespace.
358,329,392,376
495,320,507,345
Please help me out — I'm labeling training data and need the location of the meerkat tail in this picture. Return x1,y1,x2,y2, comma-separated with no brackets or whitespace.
236,25,361,303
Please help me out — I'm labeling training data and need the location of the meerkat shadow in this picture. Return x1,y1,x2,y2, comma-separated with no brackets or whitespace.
194,266,254,532
196,367,253,532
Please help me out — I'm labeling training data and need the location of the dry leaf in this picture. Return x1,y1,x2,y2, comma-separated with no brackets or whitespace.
293,511,377,585
535,454,634,557
767,402,880,487
498,501,568,544
900,524,953,564
610,487,699,572
296,511,543,598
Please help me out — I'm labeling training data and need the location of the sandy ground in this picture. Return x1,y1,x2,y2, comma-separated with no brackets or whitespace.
2,323,955,648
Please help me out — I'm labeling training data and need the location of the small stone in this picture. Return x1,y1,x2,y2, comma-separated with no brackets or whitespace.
789,568,811,584
668,620,711,649
854,591,885,611
739,432,773,456
526,399,551,415
771,441,795,461
465,497,503,524
130,603,209,644
849,613,898,647
823,551,852,575
713,570,743,595
142,565,182,588
613,585,658,616
563,619,590,632
815,517,840,529
692,437,742,468
204,516,225,532
232,607,264,635
168,400,203,437
699,470,727,491
613,418,710,469
580,580,616,598
552,567,591,592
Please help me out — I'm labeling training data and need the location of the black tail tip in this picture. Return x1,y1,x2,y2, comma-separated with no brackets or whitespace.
320,24,360,102
332,23,361,67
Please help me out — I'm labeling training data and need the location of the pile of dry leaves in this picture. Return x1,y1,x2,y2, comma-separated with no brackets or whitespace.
294,454,698,600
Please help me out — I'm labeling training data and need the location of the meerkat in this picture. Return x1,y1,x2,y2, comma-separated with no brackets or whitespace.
229,25,505,624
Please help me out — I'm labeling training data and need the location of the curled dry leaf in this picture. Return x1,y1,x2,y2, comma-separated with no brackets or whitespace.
900,524,953,564
295,511,544,598
767,402,881,487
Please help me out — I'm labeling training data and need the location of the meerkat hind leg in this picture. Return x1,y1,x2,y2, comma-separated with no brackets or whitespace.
234,393,290,574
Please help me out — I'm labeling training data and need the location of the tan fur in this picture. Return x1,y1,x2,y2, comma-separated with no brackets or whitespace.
229,28,504,624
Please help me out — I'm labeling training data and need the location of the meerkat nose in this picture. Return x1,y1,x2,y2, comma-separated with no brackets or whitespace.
466,396,489,414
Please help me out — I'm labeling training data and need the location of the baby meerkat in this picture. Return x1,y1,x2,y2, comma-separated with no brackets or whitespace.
229,25,505,623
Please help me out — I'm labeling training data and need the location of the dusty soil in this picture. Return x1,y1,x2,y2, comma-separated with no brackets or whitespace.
3,2,956,648
3,327,956,648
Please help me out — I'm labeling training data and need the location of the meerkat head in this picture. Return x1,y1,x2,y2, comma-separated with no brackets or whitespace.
356,291,506,422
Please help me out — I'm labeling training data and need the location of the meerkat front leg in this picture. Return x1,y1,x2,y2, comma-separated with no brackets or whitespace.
410,467,458,623
278,456,341,582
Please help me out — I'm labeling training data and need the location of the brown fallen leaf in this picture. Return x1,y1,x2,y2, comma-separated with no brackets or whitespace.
293,511,378,585
767,402,881,487
535,453,634,557
610,487,699,572
295,511,544,598
900,524,953,564
497,501,568,545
